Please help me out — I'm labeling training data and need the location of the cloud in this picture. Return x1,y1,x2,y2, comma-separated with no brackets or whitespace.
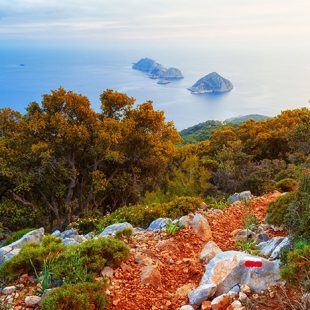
0,0,310,46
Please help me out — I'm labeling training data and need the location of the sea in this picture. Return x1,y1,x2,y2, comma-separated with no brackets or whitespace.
0,46,309,130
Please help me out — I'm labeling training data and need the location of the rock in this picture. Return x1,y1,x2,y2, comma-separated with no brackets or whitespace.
101,266,114,279
51,230,61,237
200,241,222,264
25,296,41,307
100,222,133,237
140,265,162,288
231,229,254,242
227,284,240,298
72,235,87,243
231,300,242,309
201,301,212,310
240,284,251,294
147,218,171,231
176,283,196,298
211,293,232,310
180,306,194,310
190,213,213,241
133,58,183,81
62,238,79,246
189,72,233,94
59,229,78,239
270,237,290,259
228,193,240,204
200,251,281,296
179,214,194,228
2,286,16,295
188,284,217,305
238,292,248,302
255,233,270,244
228,191,252,204
258,237,285,257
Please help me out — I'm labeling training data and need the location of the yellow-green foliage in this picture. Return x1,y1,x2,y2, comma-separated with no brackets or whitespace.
68,217,100,234
275,178,299,193
0,235,64,279
280,241,310,292
99,196,203,230
41,282,109,310
2,228,35,246
114,227,133,240
266,192,296,227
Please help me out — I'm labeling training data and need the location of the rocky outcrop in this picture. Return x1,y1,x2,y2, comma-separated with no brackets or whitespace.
189,72,233,94
0,228,44,264
147,218,171,231
199,251,280,296
132,58,183,83
199,241,222,264
258,236,290,259
99,222,133,237
228,191,252,204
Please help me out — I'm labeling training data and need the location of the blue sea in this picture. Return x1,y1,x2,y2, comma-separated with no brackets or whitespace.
0,46,309,130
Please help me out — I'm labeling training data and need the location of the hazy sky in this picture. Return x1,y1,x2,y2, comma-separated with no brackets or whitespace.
1,0,310,48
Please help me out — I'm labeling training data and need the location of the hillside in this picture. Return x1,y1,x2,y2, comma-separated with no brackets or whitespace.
180,114,269,145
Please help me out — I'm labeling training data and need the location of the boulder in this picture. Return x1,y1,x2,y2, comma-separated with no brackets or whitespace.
147,218,171,231
188,72,233,94
63,238,79,246
270,237,290,259
140,264,162,288
188,284,217,305
25,296,41,307
255,233,270,244
258,237,285,257
51,230,61,237
100,222,133,237
200,251,280,296
2,286,16,295
200,241,222,264
228,191,252,204
59,229,78,239
228,193,240,204
176,283,196,298
190,213,213,241
179,214,194,228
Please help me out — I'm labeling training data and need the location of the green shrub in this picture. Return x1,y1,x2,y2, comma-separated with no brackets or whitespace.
41,282,109,310
164,196,203,218
280,242,310,292
50,237,129,285
0,199,46,231
0,235,65,279
275,178,299,193
205,196,229,210
114,227,133,240
235,240,259,255
67,216,100,234
2,228,36,246
266,192,296,227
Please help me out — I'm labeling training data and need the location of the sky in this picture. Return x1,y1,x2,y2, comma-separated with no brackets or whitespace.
0,0,310,48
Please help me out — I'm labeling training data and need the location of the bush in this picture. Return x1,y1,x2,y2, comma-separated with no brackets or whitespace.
41,282,109,310
0,199,46,231
280,242,310,292
266,192,296,227
0,235,65,279
205,196,229,210
164,196,203,218
275,178,299,193
68,216,100,234
98,196,203,231
2,228,36,246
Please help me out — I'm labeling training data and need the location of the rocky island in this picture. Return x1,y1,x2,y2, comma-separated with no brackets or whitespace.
189,72,233,94
132,58,183,84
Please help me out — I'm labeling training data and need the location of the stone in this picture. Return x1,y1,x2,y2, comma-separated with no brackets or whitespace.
62,238,79,246
240,284,251,294
51,230,61,237
72,235,87,243
176,283,196,298
59,229,78,239
258,237,285,257
188,284,217,305
255,233,270,244
2,286,16,295
100,222,133,237
228,193,240,204
200,251,281,296
147,218,171,231
211,293,232,310
200,241,222,264
201,301,212,310
227,284,240,298
25,296,41,307
270,237,290,259
189,72,233,94
238,292,248,302
231,300,243,309
190,213,213,241
179,214,194,228
239,191,252,201
231,229,254,242
140,265,162,288
180,306,194,310
101,266,114,279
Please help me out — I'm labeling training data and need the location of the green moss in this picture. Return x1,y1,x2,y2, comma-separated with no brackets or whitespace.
41,282,109,310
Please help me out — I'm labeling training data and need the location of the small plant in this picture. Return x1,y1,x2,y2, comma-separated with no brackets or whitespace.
164,220,183,236
114,227,133,240
30,259,52,294
244,214,258,231
205,196,229,210
235,240,259,255
41,281,109,310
